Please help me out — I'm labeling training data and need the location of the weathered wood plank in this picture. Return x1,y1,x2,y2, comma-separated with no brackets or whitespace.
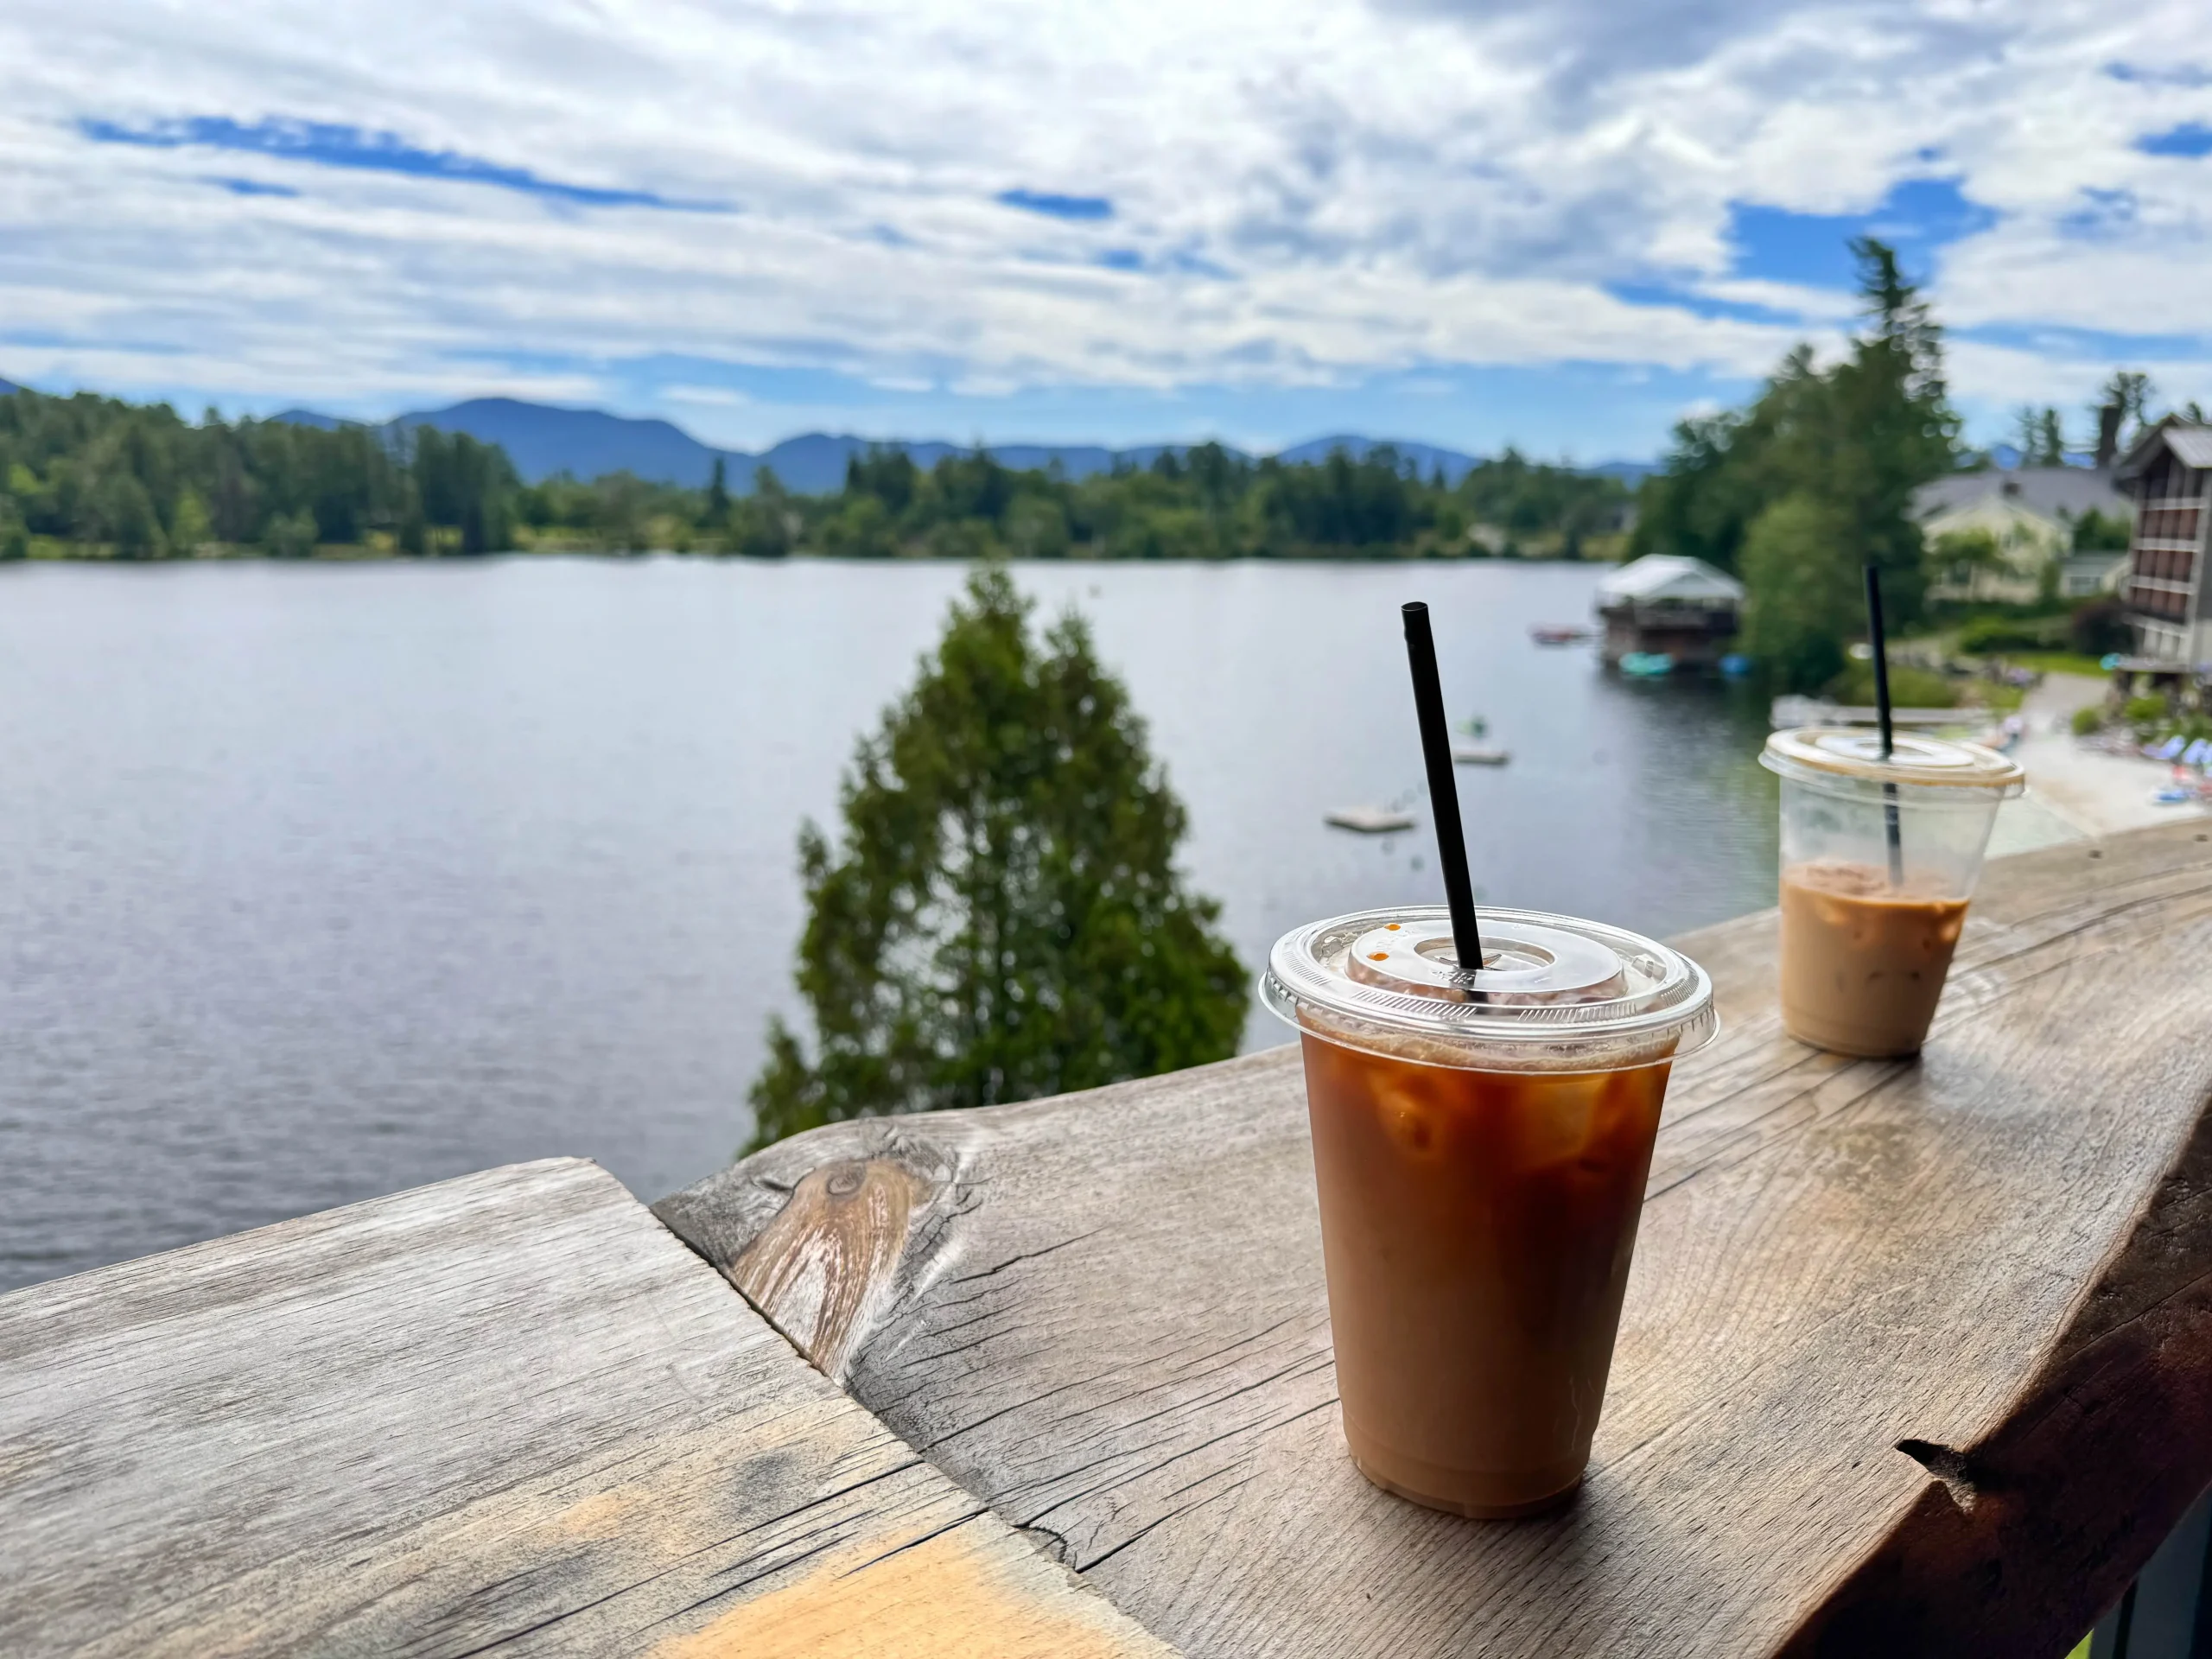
0,1158,1175,1657
656,821,2212,1658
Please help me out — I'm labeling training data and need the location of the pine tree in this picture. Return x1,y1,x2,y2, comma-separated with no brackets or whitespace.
704,457,731,527
1637,238,1960,692
747,564,1247,1151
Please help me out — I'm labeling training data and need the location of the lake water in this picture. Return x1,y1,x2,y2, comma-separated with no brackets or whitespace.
0,558,1777,1292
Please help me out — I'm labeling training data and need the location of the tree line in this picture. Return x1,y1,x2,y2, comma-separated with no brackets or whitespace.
0,385,1630,563
0,391,517,559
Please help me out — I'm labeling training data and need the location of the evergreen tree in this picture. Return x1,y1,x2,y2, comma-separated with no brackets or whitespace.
730,467,792,557
748,565,1246,1150
1633,238,1960,691
703,457,731,527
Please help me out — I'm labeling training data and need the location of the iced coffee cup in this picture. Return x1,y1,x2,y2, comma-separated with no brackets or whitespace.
1760,728,2024,1058
1261,907,1717,1519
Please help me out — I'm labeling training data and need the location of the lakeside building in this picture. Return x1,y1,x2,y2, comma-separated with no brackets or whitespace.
1914,467,2132,604
2117,421,2212,665
1594,555,1743,668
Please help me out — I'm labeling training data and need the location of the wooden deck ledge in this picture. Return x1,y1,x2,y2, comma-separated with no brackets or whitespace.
654,818,2212,1657
6,820,2212,1656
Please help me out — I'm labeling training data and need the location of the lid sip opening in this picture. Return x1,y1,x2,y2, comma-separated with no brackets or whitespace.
1262,906,1718,1072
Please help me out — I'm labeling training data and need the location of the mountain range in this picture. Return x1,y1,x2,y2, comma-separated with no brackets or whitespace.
265,397,1657,493
1,377,1656,491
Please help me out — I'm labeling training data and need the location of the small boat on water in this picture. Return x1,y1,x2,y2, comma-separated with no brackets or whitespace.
1452,745,1510,766
1325,806,1416,834
1618,651,1675,677
1530,624,1592,645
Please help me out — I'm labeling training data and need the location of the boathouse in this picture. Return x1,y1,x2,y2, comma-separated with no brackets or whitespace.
1594,554,1744,668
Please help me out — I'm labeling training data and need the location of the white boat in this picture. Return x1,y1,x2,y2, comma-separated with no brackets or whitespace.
1452,745,1510,766
1325,806,1416,834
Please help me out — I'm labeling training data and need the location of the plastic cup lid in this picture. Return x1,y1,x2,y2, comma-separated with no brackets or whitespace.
1761,728,2024,794
1260,905,1716,1071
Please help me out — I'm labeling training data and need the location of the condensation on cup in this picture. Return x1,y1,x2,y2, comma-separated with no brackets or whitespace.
1261,907,1717,1518
1760,728,2025,1058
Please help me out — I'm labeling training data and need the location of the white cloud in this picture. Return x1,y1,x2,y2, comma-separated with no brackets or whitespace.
0,0,2208,438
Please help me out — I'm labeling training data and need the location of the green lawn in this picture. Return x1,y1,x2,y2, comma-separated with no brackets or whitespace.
1980,650,2111,678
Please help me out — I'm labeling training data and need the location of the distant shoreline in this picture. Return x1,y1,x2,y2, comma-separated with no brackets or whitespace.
5,540,1615,568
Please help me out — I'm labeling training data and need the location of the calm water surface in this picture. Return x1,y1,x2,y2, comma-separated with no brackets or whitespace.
0,558,1777,1290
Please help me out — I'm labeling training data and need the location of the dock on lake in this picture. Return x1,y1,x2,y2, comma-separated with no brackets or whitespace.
7,819,2212,1656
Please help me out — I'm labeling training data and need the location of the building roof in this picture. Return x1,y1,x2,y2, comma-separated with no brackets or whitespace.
1595,554,1745,607
1911,467,2127,524
2115,418,2212,487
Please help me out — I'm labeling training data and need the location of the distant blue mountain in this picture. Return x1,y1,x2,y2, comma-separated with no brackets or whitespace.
261,396,1655,493
268,407,349,430
1586,459,1658,485
1274,435,1480,484
0,378,22,397
389,398,728,487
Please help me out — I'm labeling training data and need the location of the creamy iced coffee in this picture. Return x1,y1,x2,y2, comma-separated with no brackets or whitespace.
1761,729,2023,1060
1263,908,1716,1518
1779,861,1969,1057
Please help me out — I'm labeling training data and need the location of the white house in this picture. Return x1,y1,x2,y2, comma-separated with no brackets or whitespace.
1914,467,2132,603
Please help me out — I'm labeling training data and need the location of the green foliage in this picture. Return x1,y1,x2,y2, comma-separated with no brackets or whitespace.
264,509,317,559
2071,507,2130,552
2012,405,2068,467
2071,705,2104,737
786,441,1622,563
1739,494,1859,695
2069,596,2133,657
1632,239,1961,691
0,493,25,559
1931,527,2001,575
1958,613,2066,654
0,389,518,556
747,565,1246,1151
1825,658,1960,709
2125,695,2168,728
703,457,731,527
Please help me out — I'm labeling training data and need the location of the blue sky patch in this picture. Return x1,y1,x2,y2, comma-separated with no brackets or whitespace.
80,116,718,209
2106,61,2212,87
204,175,299,199
1726,177,1998,288
997,188,1113,220
2139,123,2212,158
1094,248,1144,271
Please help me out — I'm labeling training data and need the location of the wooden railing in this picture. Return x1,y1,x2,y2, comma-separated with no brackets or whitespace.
5,820,2212,1656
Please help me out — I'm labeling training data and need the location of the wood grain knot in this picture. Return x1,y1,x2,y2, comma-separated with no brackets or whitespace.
729,1158,931,1381
1896,1439,1980,1512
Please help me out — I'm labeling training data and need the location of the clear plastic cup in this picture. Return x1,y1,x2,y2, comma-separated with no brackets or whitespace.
1759,728,2025,1058
1261,907,1716,1518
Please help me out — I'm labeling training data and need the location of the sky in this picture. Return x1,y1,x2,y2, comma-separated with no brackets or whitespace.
3,0,2211,461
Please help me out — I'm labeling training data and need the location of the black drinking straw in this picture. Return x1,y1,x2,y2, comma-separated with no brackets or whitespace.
1402,602,1487,977
1863,564,1905,887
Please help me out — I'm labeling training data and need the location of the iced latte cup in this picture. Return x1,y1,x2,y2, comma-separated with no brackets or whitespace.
1760,728,2024,1058
1262,908,1716,1518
